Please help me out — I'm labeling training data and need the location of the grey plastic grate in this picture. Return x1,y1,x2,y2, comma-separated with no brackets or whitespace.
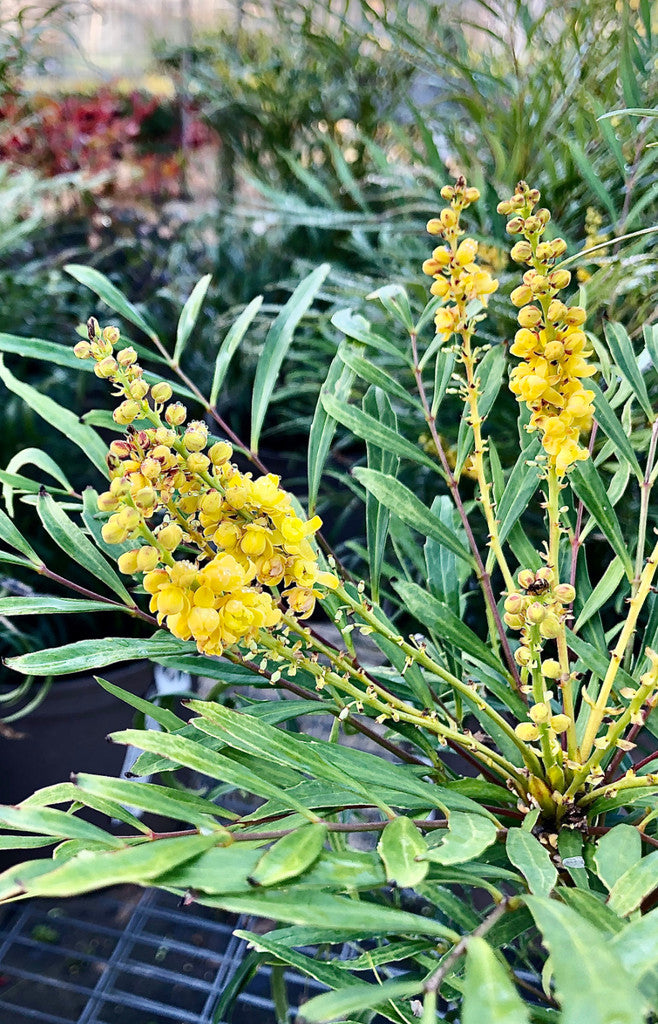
0,887,329,1023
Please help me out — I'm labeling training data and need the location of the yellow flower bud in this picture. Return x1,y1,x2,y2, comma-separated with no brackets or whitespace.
548,269,571,290
504,612,525,630
134,487,157,510
101,518,128,544
183,427,208,452
140,458,162,481
95,356,118,379
158,523,184,551
550,714,570,734
137,546,160,572
506,218,525,236
514,645,532,667
526,602,546,625
117,550,140,575
97,491,119,512
515,722,540,742
116,346,138,366
517,569,536,590
128,380,150,400
143,568,168,593
510,285,532,307
73,341,92,359
209,441,233,466
186,453,210,473
541,659,562,679
103,326,121,346
151,381,173,403
550,238,567,256
529,702,550,724
440,185,455,200
510,240,533,263
517,305,542,328
496,200,513,215
504,593,525,615
116,507,141,531
113,400,142,425
157,585,186,616
426,218,443,235
564,306,586,326
165,403,187,426
464,186,480,204
553,583,576,604
539,613,561,639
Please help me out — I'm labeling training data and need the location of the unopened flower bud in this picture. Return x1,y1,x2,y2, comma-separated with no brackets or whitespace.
137,546,160,572
464,186,480,203
113,400,142,425
517,569,536,590
540,613,561,639
541,659,562,679
510,286,532,308
440,185,455,200
426,218,443,235
187,453,210,474
506,218,525,236
117,347,138,367
117,550,140,575
109,477,131,498
158,523,184,551
101,518,128,544
510,241,533,262
564,306,586,326
151,381,173,403
553,583,576,604
496,200,513,215
209,441,233,466
95,356,118,379
73,341,92,359
550,714,570,734
514,645,532,666
102,326,121,346
97,491,119,512
536,208,550,225
183,425,208,452
504,593,525,615
517,305,542,328
116,507,140,531
128,380,149,400
165,402,187,426
515,722,539,742
549,269,571,290
550,238,567,256
87,316,101,340
524,216,541,235
526,601,546,625
134,486,157,510
529,702,550,724
504,612,525,630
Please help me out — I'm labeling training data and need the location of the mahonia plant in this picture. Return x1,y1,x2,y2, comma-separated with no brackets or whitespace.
73,326,337,656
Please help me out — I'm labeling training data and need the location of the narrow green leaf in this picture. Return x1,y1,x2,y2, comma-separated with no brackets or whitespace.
7,634,189,676
3,447,73,517
607,850,658,916
0,506,40,563
0,357,108,476
526,896,644,1024
570,459,634,577
173,274,212,365
0,596,122,616
23,834,217,898
65,264,159,343
425,496,468,616
573,557,626,632
462,937,529,1024
210,295,263,406
557,830,589,889
307,347,355,514
588,379,643,480
363,387,399,603
0,805,121,846
506,829,557,897
323,394,439,473
249,823,328,887
643,324,658,376
74,773,231,830
569,141,618,222
37,491,134,604
367,284,414,331
603,321,654,422
338,344,414,405
422,813,498,866
609,908,658,1010
496,438,542,547
299,976,422,1023
331,308,409,363
95,674,184,732
377,816,429,887
352,468,473,566
393,580,504,673
557,889,624,935
251,264,330,452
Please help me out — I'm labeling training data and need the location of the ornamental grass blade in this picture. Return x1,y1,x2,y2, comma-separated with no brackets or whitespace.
251,264,330,452
37,491,134,605
462,937,529,1024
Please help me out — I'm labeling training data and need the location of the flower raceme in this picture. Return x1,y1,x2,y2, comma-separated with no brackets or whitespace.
499,181,595,476
74,320,337,656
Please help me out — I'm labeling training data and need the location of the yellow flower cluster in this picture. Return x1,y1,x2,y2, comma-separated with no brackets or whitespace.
498,181,595,476
503,568,574,744
422,177,499,342
74,319,336,656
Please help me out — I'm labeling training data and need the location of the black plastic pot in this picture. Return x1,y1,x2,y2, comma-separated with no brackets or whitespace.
0,661,152,807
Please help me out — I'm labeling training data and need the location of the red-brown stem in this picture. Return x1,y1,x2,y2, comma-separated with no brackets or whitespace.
410,332,521,690
36,565,157,626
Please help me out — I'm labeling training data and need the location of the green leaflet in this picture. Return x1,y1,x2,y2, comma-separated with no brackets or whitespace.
251,264,330,452
339,344,415,406
496,437,542,547
3,447,73,517
569,458,634,578
603,320,654,423
297,976,422,1023
0,596,124,616
526,896,644,1024
73,773,232,830
249,823,328,887
0,804,122,847
37,491,134,605
0,357,108,476
572,557,626,632
323,393,440,472
363,387,399,603
393,579,505,674
377,816,429,887
462,937,530,1024
173,274,212,365
0,506,40,564
422,813,498,866
6,634,192,676
210,295,263,406
20,834,217,899
352,467,474,566
588,379,643,480
594,824,642,892
609,909,658,1011
307,346,355,514
607,851,658,916
331,308,411,363
65,264,159,343
506,830,557,897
